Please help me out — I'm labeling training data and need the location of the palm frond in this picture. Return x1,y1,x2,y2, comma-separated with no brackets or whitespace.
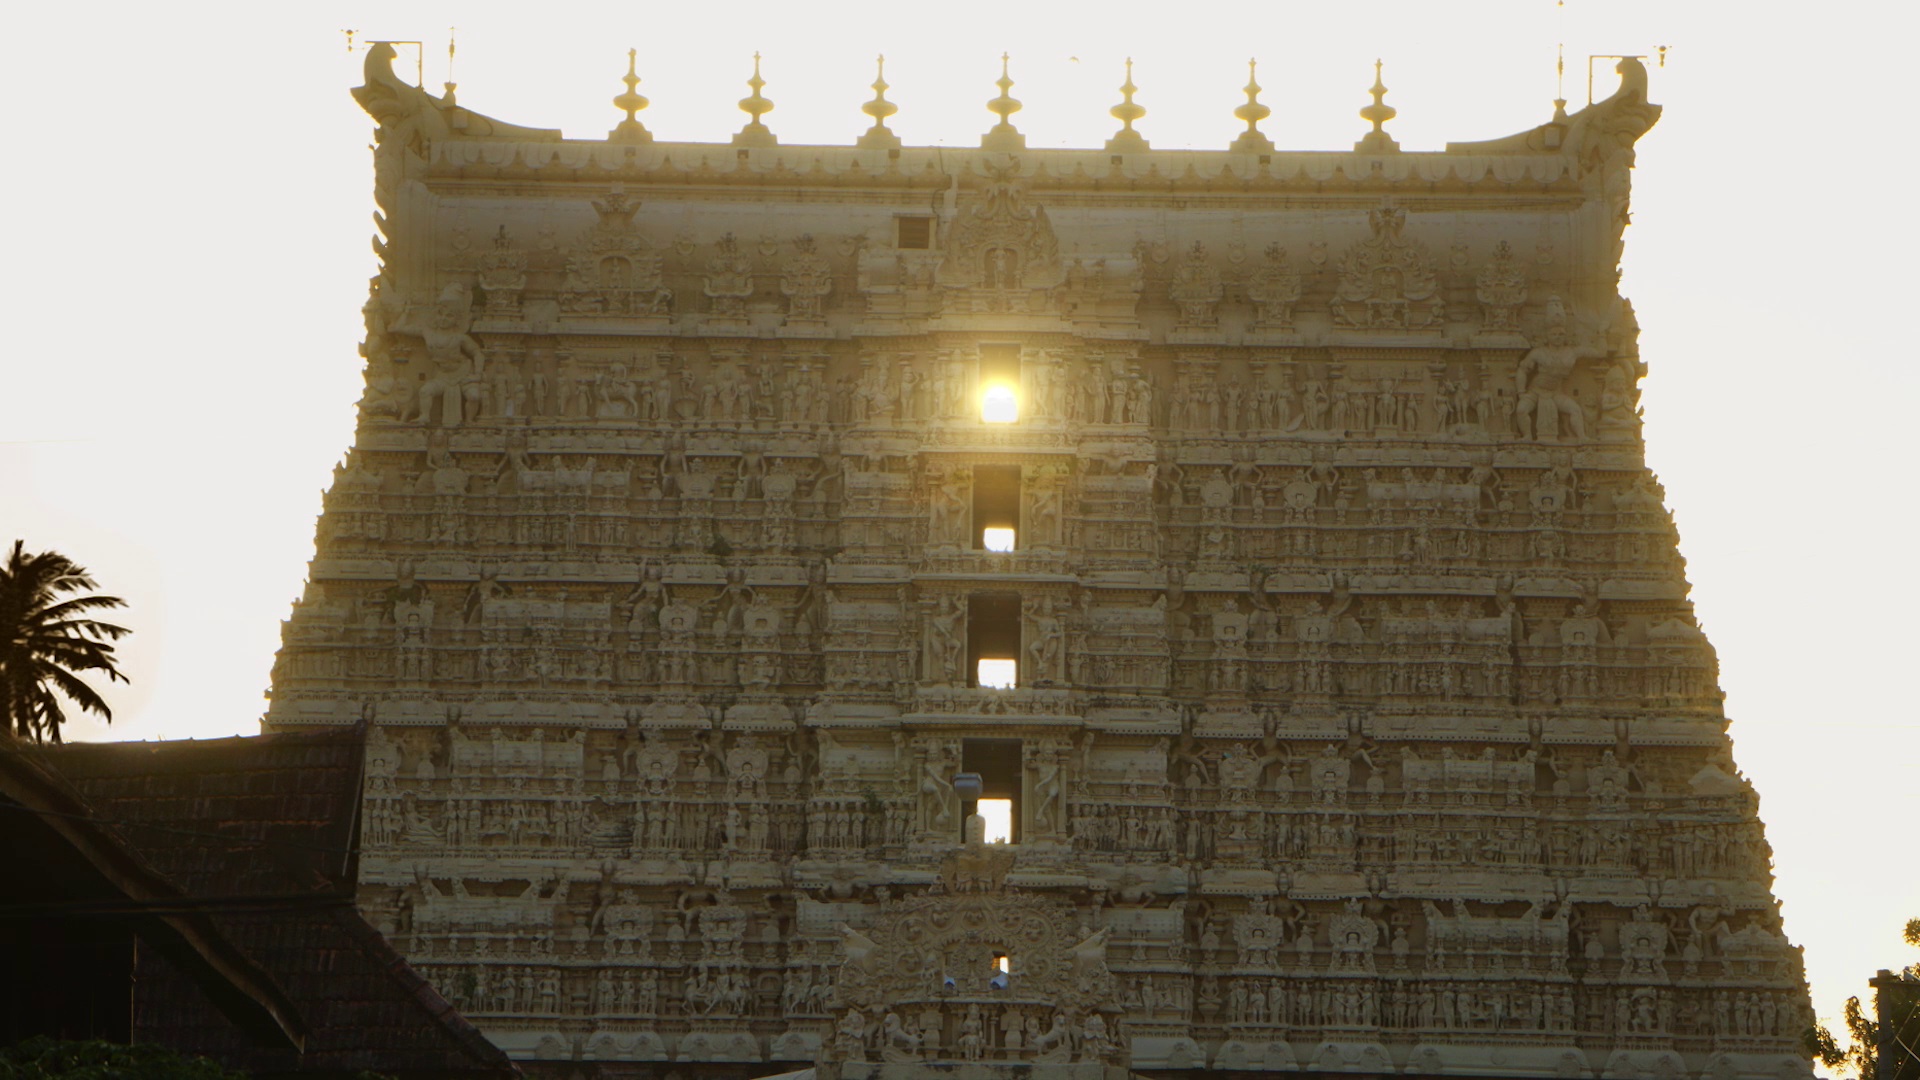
1,540,132,743
38,594,130,622
45,665,114,721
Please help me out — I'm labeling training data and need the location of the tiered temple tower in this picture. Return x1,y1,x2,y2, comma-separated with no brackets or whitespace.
266,45,1813,1080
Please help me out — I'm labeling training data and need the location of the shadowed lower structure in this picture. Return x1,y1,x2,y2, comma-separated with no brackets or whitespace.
2,729,517,1079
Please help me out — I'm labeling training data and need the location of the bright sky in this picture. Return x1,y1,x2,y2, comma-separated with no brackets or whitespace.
3,0,1914,1056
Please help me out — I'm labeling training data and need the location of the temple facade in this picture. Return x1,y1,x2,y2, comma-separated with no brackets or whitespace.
265,44,1813,1080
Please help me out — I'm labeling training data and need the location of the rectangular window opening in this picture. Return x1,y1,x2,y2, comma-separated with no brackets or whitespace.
976,658,1017,688
897,215,933,250
976,799,1014,843
973,464,1021,551
962,738,1022,844
967,594,1021,689
979,345,1021,423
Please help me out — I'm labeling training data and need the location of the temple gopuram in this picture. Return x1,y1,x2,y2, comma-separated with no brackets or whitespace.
265,44,1813,1080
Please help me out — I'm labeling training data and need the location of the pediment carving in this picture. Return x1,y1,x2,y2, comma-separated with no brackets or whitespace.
938,163,1062,294
559,189,671,317
1330,203,1442,330
826,844,1120,1068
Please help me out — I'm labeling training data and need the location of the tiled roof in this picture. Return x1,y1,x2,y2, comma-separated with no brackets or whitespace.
38,729,516,1079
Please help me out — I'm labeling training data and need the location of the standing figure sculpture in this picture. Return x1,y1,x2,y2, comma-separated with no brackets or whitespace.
392,283,486,427
1514,298,1609,442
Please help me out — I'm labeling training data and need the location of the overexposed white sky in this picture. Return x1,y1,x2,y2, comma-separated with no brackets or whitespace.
2,0,1913,1055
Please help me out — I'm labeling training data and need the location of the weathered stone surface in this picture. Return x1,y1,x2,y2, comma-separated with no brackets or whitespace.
267,46,1810,1079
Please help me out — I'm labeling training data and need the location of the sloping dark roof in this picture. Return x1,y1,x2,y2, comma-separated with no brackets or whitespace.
32,728,516,1080
0,743,307,1050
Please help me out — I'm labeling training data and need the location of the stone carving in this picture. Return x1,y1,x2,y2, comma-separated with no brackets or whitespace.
704,233,756,320
926,463,970,547
1022,598,1066,687
1246,243,1302,330
1516,296,1613,442
827,836,1118,1069
277,56,1806,1080
781,233,833,323
476,226,529,317
389,283,485,428
1330,203,1443,330
938,163,1062,296
1167,242,1223,328
921,595,965,687
559,189,672,317
1475,239,1528,332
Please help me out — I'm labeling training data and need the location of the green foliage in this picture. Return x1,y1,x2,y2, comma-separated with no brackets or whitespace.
1808,1019,1851,1074
0,541,130,744
1808,916,1920,1080
1805,997,1882,1080
0,1038,243,1080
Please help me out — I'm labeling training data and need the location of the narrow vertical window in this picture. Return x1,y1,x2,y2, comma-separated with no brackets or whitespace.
979,345,1021,423
962,737,1022,844
973,465,1022,552
967,595,1021,688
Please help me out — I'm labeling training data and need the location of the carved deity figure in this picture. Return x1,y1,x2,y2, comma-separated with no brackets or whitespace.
1515,298,1612,441
392,283,486,427
1330,203,1443,329
923,595,965,686
1023,597,1065,686
1025,463,1065,547
781,234,833,321
917,742,959,834
1168,242,1224,328
558,189,672,316
704,233,756,319
1475,239,1528,331
477,226,529,316
1596,363,1642,441
928,465,969,547
938,163,1062,293
1247,243,1302,329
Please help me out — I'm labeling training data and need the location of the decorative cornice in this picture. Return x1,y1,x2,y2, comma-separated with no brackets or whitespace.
358,47,1659,193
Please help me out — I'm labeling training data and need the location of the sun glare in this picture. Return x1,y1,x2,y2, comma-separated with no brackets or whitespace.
978,798,1013,843
982,527,1016,552
982,384,1018,422
977,658,1017,689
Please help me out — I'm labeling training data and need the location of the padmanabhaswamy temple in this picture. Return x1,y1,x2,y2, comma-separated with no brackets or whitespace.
264,43,1813,1080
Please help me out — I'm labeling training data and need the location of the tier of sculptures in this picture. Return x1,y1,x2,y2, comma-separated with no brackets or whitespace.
271,47,1810,1080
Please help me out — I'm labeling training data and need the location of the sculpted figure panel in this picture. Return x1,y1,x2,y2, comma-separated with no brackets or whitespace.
1330,204,1443,330
282,55,1804,1079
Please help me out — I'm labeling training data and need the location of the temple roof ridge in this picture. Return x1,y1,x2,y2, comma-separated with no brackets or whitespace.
353,44,1658,162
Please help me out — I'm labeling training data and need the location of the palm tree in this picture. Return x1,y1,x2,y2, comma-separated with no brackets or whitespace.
1,541,131,744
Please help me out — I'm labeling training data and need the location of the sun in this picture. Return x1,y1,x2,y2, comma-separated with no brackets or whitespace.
981,383,1018,423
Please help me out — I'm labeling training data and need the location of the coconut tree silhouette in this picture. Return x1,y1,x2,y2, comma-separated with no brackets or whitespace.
1,541,131,744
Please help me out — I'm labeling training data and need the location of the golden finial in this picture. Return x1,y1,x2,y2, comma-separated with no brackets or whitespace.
1230,58,1274,153
1105,58,1150,153
611,48,654,143
857,54,902,150
1553,43,1569,122
981,53,1026,151
442,26,458,105
1355,58,1400,153
733,52,778,148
